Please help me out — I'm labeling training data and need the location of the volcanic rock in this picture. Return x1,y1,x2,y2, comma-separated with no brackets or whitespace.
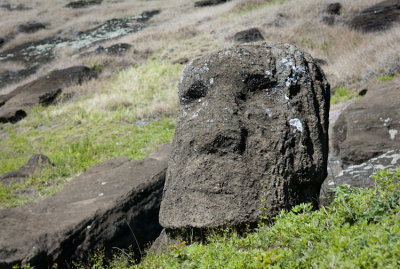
233,28,264,43
326,2,342,15
0,66,97,123
348,0,400,32
0,65,39,90
320,149,400,205
0,146,170,268
96,43,132,56
17,22,46,33
332,76,400,166
1,154,53,185
66,0,103,9
159,42,330,230
194,0,230,7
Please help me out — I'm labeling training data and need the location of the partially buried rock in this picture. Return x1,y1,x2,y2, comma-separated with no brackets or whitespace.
325,2,342,15
233,28,264,43
348,0,400,32
103,43,132,56
17,22,47,33
0,144,170,268
1,154,53,185
0,66,97,123
320,149,400,205
194,0,230,7
159,42,330,231
332,76,400,166
66,0,103,9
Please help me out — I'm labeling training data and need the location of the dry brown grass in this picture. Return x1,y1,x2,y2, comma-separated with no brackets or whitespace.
1,0,399,105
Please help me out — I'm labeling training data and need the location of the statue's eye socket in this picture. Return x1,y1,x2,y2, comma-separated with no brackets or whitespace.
181,80,208,104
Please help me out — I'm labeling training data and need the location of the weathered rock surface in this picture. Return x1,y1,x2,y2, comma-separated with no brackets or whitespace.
348,0,400,32
320,149,400,205
325,2,342,15
1,154,53,185
0,10,159,68
0,148,170,268
233,28,264,43
93,43,132,56
195,0,230,7
17,22,47,33
0,66,97,123
0,65,39,90
66,0,103,9
1,3,30,11
159,42,330,230
332,76,400,166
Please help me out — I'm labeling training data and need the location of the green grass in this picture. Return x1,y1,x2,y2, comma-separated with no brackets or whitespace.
0,60,180,208
330,85,359,105
378,74,397,82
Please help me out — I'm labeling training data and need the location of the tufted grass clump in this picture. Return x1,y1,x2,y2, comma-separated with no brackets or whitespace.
330,85,359,105
378,74,397,82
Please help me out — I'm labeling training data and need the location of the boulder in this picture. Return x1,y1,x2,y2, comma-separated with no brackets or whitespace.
194,0,230,7
159,42,330,230
325,2,342,15
0,66,97,123
93,43,132,56
1,154,53,185
332,76,400,166
0,146,170,268
320,149,400,205
348,0,400,32
17,22,47,34
233,28,264,43
66,0,103,9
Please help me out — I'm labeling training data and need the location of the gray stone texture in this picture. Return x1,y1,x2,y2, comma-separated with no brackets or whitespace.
159,42,330,229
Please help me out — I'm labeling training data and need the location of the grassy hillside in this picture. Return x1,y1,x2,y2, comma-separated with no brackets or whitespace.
1,0,400,266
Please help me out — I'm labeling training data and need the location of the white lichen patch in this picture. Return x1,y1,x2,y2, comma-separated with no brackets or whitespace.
289,118,303,133
380,117,392,127
389,129,398,140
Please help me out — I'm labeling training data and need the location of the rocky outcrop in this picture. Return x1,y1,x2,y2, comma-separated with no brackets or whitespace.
320,149,400,205
0,65,39,90
0,11,159,68
0,144,171,269
194,0,230,7
332,77,400,166
66,0,103,9
1,154,53,185
17,22,47,33
159,42,330,231
348,0,400,32
0,66,97,123
233,28,264,43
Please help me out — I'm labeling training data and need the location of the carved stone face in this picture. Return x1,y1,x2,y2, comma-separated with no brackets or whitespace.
160,42,330,229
